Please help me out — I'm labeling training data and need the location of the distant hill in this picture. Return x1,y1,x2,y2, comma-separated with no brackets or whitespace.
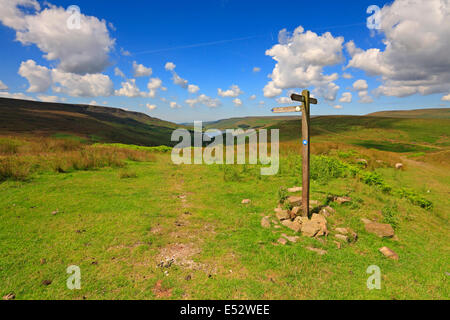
0,97,180,146
203,116,300,130
367,108,450,119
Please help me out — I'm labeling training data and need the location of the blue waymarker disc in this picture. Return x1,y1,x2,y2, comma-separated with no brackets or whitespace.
303,140,308,145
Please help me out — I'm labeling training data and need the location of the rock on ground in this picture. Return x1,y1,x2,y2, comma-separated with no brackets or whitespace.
395,163,403,170
379,246,399,260
335,234,349,242
320,206,335,217
290,206,302,217
281,219,302,233
306,246,327,255
335,227,348,234
276,210,290,221
287,196,302,206
241,199,251,204
364,221,395,238
261,217,270,228
288,186,302,193
281,233,300,243
3,293,15,300
277,238,288,245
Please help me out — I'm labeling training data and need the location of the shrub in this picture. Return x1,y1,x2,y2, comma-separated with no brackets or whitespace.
0,157,31,181
382,203,400,229
0,138,22,155
119,170,138,179
309,155,356,182
277,187,288,204
395,188,433,210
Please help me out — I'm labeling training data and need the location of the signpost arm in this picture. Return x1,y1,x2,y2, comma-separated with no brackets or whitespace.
301,90,310,217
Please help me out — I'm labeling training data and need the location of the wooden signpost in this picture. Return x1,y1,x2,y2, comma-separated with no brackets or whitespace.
272,90,318,218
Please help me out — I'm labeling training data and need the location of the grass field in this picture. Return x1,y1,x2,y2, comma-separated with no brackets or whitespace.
0,107,449,300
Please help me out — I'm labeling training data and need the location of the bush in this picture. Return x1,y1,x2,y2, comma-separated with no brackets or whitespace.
278,187,288,204
119,170,137,179
0,138,22,155
309,155,356,182
382,203,400,229
395,188,433,210
0,157,31,181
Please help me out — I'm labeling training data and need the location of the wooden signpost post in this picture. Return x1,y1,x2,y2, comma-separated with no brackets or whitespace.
272,90,318,218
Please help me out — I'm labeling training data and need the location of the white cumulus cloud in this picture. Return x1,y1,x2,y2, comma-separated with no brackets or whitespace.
132,61,152,77
114,78,145,98
218,84,243,97
18,59,52,92
37,94,58,102
0,80,9,91
188,84,200,94
264,26,344,100
339,92,352,103
233,98,242,107
0,2,115,75
164,62,176,71
346,0,450,97
185,94,221,108
170,101,182,109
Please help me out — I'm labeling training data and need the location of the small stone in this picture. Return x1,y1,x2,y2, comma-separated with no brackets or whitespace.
51,209,58,215
379,246,399,260
287,196,302,206
261,217,271,228
320,206,335,217
310,200,320,206
241,199,251,204
334,241,341,249
310,214,328,236
395,163,403,170
365,222,395,238
335,227,348,234
335,234,349,242
294,216,309,225
290,206,302,217
42,280,52,286
274,225,281,229
3,293,15,300
287,186,302,193
276,210,290,221
282,234,300,243
335,196,351,204
277,238,288,245
301,221,321,237
306,246,327,255
281,219,302,233
40,258,46,265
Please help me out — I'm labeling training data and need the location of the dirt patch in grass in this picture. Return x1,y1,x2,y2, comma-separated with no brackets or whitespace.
152,280,172,298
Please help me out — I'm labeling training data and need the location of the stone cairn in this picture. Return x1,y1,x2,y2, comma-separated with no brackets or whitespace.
257,187,399,259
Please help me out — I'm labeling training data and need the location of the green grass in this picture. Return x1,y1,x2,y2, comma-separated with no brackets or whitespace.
353,140,436,153
0,107,449,300
0,150,448,299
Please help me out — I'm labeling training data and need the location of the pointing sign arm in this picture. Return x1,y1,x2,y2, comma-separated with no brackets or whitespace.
290,93,318,104
271,106,302,113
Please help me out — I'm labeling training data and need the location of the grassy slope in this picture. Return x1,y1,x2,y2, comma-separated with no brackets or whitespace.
367,108,450,119
0,97,180,146
0,108,449,299
0,152,448,299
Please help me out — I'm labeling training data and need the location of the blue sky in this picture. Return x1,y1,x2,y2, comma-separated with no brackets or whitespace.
1,0,449,123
